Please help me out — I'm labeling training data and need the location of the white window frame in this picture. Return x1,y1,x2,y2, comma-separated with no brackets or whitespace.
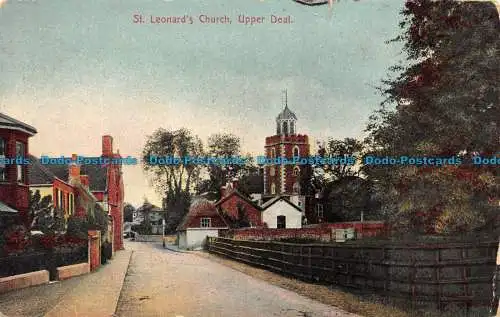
316,204,324,219
271,183,276,195
270,166,275,176
293,166,300,176
16,141,25,183
200,217,211,228
293,146,300,158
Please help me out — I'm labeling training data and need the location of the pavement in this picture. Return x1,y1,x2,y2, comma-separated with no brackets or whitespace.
43,249,132,317
0,248,132,317
116,242,361,317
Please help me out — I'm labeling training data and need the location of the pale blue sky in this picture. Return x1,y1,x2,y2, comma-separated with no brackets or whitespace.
0,0,404,206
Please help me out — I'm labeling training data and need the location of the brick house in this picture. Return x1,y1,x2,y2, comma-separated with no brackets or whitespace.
214,180,263,227
177,198,229,250
29,154,98,221
0,113,37,228
28,135,125,251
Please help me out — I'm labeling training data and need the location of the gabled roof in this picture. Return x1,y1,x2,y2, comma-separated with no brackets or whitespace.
28,155,107,191
28,154,57,185
214,189,263,211
177,198,229,231
261,195,302,212
0,113,37,135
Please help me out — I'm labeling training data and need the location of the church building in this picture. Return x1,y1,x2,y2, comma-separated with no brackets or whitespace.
262,91,311,221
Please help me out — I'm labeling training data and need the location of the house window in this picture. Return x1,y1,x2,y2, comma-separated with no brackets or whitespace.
290,121,295,135
57,189,63,209
271,183,276,195
293,166,300,176
69,193,74,215
271,148,276,158
0,138,5,181
270,166,275,176
298,201,302,207
293,146,299,158
16,141,25,183
200,217,211,228
316,204,324,219
277,215,286,229
293,182,300,194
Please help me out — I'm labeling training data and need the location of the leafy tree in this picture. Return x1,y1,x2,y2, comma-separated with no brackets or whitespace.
196,133,255,200
123,203,135,222
365,0,499,234
29,191,65,234
143,128,203,232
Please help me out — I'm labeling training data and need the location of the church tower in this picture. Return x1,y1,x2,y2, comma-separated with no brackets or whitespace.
263,90,310,210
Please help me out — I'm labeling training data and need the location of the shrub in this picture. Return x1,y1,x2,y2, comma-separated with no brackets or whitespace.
101,242,112,264
2,225,31,255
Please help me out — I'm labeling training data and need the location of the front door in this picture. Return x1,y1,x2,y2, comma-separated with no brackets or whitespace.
277,215,286,229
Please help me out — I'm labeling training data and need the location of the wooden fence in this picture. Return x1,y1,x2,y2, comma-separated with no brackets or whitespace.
207,236,497,315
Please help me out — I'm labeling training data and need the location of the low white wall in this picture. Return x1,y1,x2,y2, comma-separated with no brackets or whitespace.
180,228,220,250
178,231,187,249
134,234,163,242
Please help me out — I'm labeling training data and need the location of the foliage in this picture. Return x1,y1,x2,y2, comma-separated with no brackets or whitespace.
365,0,500,234
29,191,65,234
2,225,31,255
142,128,202,232
123,203,135,222
101,241,112,264
196,133,257,200
66,216,89,240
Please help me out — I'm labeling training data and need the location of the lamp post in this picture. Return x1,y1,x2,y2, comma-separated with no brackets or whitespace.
162,218,166,248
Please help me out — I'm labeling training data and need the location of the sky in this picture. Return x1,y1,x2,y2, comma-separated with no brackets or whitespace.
0,0,405,207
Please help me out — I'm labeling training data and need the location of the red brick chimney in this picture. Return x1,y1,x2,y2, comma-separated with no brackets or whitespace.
69,154,80,184
102,135,113,157
80,175,90,188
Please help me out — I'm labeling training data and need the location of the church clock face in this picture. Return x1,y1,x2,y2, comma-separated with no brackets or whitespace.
270,166,275,176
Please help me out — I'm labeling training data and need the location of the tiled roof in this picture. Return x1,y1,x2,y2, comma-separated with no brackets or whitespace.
177,198,229,231
28,155,107,191
261,195,302,212
214,189,263,211
28,154,56,185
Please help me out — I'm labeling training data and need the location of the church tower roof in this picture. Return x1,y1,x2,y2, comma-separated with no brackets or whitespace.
277,105,297,120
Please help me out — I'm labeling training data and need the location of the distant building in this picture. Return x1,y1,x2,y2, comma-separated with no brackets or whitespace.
0,113,37,228
177,198,229,250
261,195,302,228
215,179,263,227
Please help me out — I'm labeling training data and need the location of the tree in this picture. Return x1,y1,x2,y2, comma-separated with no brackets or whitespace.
143,128,203,232
29,190,65,234
365,0,499,235
123,203,135,223
196,133,255,200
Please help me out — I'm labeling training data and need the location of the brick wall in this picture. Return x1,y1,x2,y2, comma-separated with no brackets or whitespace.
223,222,388,241
219,195,262,226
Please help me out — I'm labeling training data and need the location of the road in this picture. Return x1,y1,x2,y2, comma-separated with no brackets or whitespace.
115,242,360,317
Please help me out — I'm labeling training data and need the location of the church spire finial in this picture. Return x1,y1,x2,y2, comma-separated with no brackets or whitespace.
282,89,288,109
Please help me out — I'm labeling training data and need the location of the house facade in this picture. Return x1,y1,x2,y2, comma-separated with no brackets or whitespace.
29,135,124,251
177,198,228,250
261,196,302,229
0,113,37,227
214,180,263,227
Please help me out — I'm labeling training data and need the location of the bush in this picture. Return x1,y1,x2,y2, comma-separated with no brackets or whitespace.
2,225,31,255
101,242,112,264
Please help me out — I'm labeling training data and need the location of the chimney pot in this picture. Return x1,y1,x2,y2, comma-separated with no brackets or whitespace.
102,135,113,157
